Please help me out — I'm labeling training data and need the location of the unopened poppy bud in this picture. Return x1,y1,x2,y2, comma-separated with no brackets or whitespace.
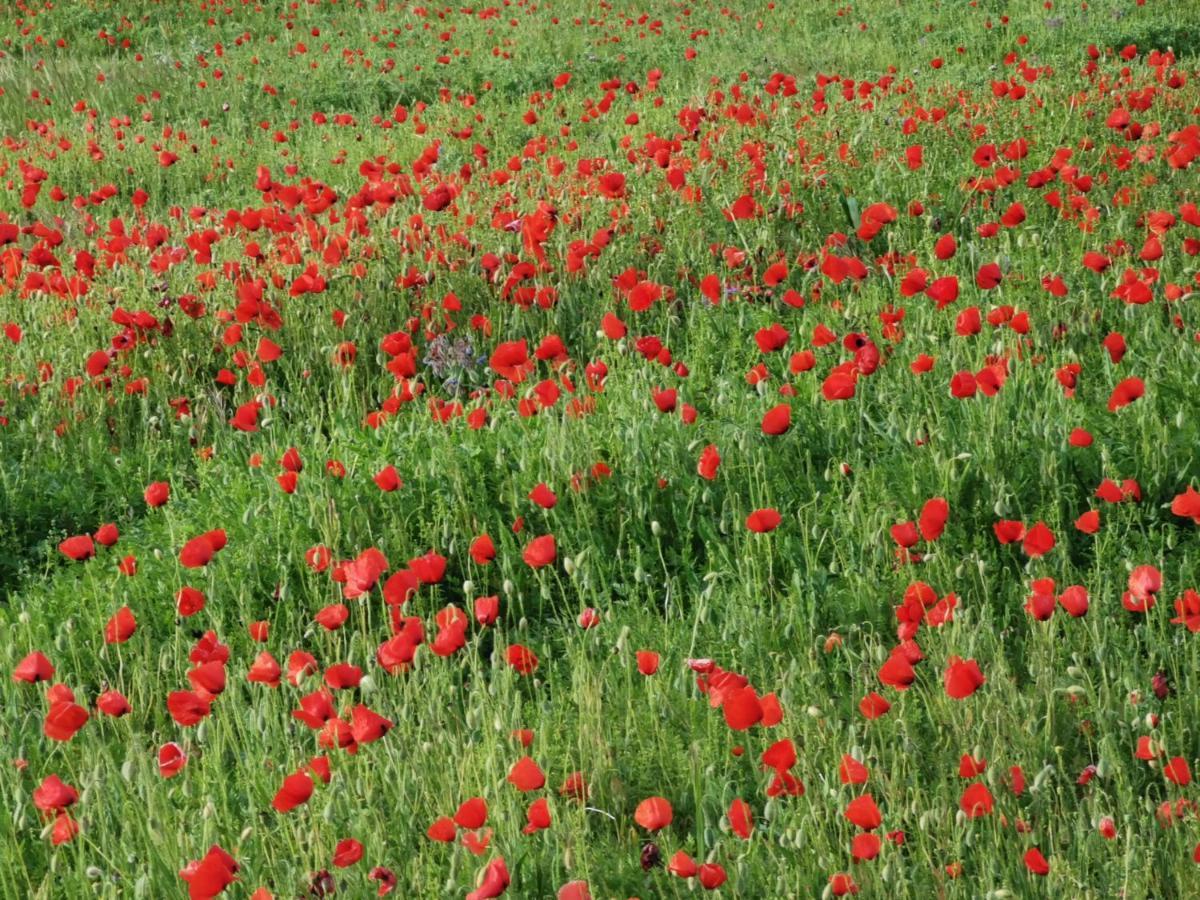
503,579,514,595
650,520,661,536
462,580,474,595
85,867,103,881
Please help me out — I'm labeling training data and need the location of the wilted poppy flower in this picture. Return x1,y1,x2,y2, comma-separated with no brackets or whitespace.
369,867,398,896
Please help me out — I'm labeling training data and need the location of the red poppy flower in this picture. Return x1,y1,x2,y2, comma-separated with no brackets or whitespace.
33,775,78,813
1024,847,1049,876
159,742,188,778
729,797,753,838
746,508,781,533
466,858,510,900
506,644,539,675
1107,376,1145,411
13,651,55,683
104,606,137,644
636,650,660,675
960,782,994,817
844,794,882,830
332,838,363,868
507,756,545,792
944,657,985,699
144,481,170,507
522,535,556,569
634,796,673,831
760,404,791,435
97,690,131,717
272,770,314,813
59,534,96,561
44,700,89,741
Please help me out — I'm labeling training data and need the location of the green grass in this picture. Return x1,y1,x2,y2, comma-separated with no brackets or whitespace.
2,0,1200,897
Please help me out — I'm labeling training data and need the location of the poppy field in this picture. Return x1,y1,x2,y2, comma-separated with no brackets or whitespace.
3,0,1200,896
